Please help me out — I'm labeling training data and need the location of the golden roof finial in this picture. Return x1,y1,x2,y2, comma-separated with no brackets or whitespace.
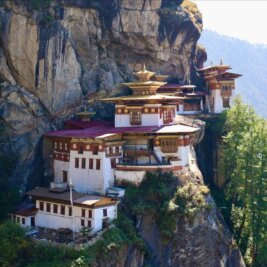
141,63,146,72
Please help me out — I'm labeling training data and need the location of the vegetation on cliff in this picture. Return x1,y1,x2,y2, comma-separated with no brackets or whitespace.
123,170,211,241
219,97,267,267
0,126,20,220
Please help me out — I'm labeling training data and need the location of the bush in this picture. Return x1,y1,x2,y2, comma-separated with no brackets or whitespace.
0,221,30,267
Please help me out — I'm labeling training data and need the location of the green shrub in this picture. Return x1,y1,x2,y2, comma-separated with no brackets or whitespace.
0,221,30,267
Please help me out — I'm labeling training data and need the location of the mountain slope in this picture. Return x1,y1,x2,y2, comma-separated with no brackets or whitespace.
198,29,267,117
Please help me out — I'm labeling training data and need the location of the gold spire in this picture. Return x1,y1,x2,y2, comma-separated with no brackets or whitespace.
123,64,166,95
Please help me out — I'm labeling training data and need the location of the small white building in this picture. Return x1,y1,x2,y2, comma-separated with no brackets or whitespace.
14,187,117,233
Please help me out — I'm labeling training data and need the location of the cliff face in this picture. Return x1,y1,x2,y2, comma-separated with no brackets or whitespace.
138,198,245,267
0,0,204,189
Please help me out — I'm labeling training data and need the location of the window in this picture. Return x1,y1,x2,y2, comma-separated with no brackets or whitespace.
75,158,79,168
39,201,44,211
81,209,86,217
89,159,93,170
46,203,51,212
53,204,58,214
93,145,98,155
108,147,113,154
68,207,72,216
222,85,229,91
22,218,25,225
161,139,178,153
223,98,230,108
88,210,92,218
115,146,120,154
130,111,141,125
17,217,20,223
88,220,92,228
60,205,65,215
81,158,86,169
62,171,68,183
111,158,116,169
78,144,83,154
81,219,85,227
96,159,101,170
163,109,173,124
103,209,107,217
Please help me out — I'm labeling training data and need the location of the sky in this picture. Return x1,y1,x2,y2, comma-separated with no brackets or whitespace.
192,0,267,45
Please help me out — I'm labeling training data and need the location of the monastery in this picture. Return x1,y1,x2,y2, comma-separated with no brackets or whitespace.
11,63,241,234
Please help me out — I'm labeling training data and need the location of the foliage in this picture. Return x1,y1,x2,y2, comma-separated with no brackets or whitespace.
170,182,210,221
22,0,52,11
0,221,31,267
124,170,176,215
220,96,267,267
0,126,20,220
123,170,211,240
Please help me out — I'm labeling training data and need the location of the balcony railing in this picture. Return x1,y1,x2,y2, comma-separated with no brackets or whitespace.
118,158,171,166
50,182,68,190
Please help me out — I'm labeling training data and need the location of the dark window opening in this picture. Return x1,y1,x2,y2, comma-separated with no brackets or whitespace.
60,205,65,215
89,159,93,169
75,158,79,168
53,204,58,214
93,145,98,155
39,201,44,211
96,159,101,170
111,158,116,169
78,144,83,154
81,158,86,169
22,218,25,225
88,220,92,228
82,209,86,217
62,171,68,183
88,210,92,218
81,219,85,227
69,207,72,216
103,208,107,217
46,203,51,212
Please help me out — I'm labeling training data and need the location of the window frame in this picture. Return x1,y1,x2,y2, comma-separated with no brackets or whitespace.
160,139,178,153
130,110,142,125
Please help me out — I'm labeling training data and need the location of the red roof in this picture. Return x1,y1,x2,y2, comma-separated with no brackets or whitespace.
46,121,159,139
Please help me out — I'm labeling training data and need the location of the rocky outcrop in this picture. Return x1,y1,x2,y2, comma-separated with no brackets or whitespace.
138,197,245,267
0,0,202,189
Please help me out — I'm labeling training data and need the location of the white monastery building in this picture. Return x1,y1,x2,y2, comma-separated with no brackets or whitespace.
12,63,240,234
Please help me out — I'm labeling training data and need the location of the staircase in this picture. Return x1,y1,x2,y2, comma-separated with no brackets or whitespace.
152,151,161,164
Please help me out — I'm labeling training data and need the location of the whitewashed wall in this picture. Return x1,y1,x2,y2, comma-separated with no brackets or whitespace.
54,160,69,183
35,200,116,233
69,151,114,195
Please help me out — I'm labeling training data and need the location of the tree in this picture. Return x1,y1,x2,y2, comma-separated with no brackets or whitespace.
221,97,267,266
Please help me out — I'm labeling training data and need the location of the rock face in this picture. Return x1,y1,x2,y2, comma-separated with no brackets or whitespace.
0,0,203,189
138,198,245,267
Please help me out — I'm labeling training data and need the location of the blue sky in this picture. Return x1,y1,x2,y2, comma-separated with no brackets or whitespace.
193,0,267,45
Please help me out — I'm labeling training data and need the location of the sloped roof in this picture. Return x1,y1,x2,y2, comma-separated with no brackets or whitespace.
26,187,117,208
